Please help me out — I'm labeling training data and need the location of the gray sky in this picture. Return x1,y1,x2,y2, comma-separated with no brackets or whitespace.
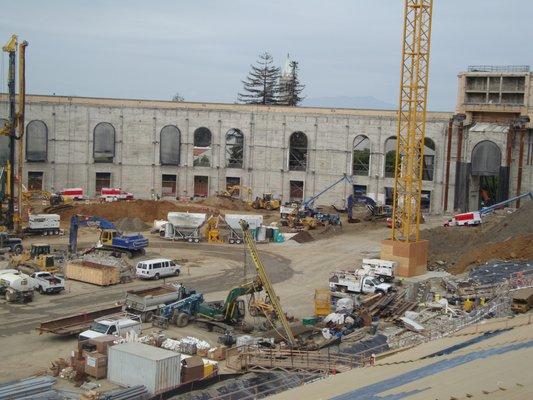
0,0,531,111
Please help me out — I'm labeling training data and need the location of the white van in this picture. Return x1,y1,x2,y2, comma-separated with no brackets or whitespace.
136,258,181,280
79,314,142,341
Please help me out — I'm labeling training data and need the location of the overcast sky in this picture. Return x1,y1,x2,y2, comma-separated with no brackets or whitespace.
0,0,531,111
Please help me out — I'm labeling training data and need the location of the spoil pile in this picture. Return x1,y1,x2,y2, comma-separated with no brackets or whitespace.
57,200,216,223
197,195,255,211
114,217,150,232
421,201,533,273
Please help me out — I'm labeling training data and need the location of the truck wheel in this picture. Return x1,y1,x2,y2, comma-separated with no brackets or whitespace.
175,313,189,327
5,289,16,302
229,239,234,244
187,238,193,243
378,276,385,283
14,245,23,254
194,238,200,243
154,273,160,280
43,231,48,236
38,286,44,294
143,311,154,323
174,269,180,276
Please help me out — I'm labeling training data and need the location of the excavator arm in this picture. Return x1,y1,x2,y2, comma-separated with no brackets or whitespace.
223,277,263,321
69,215,119,254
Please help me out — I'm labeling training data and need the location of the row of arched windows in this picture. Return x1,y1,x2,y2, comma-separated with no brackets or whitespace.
0,119,436,180
353,135,436,181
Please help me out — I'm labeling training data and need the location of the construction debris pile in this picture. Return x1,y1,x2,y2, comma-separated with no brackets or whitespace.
422,202,533,273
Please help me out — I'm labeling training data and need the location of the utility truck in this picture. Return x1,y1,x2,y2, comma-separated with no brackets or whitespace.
360,259,396,282
78,314,142,341
329,270,392,295
23,214,61,236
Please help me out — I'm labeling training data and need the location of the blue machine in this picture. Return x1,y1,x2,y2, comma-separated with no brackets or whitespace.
155,293,204,327
69,214,149,257
479,192,532,216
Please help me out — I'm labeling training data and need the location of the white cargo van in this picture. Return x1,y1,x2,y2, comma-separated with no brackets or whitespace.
136,258,181,280
79,314,141,341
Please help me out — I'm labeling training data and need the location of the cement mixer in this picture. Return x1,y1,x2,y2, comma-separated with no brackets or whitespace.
0,269,35,303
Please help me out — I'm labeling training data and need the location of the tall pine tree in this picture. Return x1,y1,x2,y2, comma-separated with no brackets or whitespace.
278,60,305,106
238,52,280,105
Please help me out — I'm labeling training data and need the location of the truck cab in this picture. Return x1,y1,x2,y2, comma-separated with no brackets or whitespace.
79,314,141,341
0,233,23,254
329,271,392,294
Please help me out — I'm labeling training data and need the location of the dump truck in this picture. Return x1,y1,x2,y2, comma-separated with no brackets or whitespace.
37,305,122,336
123,284,195,322
511,287,533,313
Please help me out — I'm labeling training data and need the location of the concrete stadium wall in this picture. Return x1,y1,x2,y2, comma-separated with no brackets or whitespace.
2,95,452,213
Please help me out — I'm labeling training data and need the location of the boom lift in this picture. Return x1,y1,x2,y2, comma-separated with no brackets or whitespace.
69,215,148,258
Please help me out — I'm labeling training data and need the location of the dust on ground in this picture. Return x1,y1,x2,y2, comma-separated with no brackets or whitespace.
420,201,533,273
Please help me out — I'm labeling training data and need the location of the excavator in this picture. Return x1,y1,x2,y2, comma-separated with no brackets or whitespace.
69,215,148,258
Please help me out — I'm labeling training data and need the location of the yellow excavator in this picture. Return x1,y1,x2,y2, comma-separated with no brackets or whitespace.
9,243,58,273
219,185,253,202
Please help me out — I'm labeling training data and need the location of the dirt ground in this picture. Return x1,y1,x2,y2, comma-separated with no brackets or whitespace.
5,196,526,385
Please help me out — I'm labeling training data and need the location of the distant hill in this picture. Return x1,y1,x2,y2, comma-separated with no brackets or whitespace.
302,96,396,110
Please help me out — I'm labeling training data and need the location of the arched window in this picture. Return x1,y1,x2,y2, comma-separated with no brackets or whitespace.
471,140,501,176
26,120,48,162
193,127,212,167
352,135,370,176
0,119,9,165
422,138,436,181
93,122,115,163
384,136,397,178
288,131,308,171
225,129,244,168
160,125,181,165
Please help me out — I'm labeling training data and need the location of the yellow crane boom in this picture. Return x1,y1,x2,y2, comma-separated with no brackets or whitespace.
239,219,296,346
392,0,434,242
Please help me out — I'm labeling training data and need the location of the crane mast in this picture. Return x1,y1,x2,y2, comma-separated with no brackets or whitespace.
392,0,433,242
239,220,296,346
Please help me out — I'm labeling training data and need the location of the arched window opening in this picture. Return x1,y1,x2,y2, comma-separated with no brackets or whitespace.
422,138,436,181
26,120,48,162
352,135,370,176
93,122,115,163
384,137,397,178
225,129,244,168
288,131,308,171
471,140,501,176
160,125,181,165
193,127,212,167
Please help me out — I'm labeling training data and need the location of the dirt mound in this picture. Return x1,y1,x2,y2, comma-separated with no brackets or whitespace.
197,196,254,211
290,231,315,243
421,201,533,273
57,200,217,223
114,217,150,232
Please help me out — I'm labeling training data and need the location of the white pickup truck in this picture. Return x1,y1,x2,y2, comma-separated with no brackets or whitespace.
329,270,392,295
30,271,65,294
78,314,142,341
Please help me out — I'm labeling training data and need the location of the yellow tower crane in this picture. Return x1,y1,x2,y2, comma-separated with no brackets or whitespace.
391,0,433,243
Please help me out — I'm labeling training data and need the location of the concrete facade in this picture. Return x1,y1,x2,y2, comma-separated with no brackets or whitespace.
1,94,452,213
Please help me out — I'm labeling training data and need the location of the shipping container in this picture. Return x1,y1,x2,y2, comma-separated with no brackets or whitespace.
108,342,181,396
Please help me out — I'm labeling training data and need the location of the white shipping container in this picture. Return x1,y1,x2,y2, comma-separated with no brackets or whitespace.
108,342,181,396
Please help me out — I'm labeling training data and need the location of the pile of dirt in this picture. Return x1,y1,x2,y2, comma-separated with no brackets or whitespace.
57,200,218,223
197,196,255,211
421,201,533,273
114,217,150,232
290,230,315,243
